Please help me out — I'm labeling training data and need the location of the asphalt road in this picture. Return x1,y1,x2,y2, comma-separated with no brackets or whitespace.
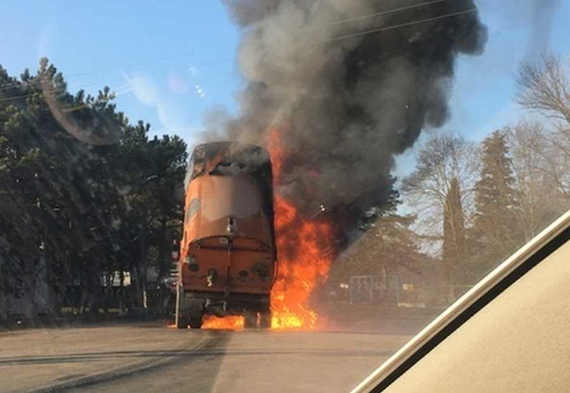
0,320,425,393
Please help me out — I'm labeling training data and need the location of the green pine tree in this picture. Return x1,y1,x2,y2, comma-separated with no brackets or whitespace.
471,130,521,276
0,59,187,317
442,177,467,294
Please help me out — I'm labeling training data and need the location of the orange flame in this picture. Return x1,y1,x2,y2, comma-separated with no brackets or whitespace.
268,129,334,330
202,315,244,330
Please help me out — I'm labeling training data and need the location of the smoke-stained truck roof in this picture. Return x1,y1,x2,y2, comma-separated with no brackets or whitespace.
186,141,271,183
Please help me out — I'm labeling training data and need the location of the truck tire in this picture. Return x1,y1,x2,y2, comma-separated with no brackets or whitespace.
188,299,203,329
175,283,188,329
259,311,271,329
244,311,258,329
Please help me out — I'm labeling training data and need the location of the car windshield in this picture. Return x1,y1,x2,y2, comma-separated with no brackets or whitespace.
0,1,569,393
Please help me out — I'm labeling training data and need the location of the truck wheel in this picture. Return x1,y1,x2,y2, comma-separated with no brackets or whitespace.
175,283,188,329
189,315,202,329
176,313,189,329
188,299,203,329
244,311,258,329
259,311,271,329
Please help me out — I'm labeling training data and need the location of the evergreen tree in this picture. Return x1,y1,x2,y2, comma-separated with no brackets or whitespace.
471,130,521,275
0,59,187,317
442,177,467,296
331,214,421,281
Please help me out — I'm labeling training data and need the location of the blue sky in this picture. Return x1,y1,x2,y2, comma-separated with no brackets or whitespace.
1,1,569,168
1,0,241,142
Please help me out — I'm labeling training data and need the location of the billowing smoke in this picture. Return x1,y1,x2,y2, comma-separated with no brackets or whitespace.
210,0,487,217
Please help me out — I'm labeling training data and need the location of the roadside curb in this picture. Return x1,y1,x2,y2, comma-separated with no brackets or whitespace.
0,316,168,333
23,333,209,393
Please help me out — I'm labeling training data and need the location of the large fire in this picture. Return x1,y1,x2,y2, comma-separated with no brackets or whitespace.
202,130,334,330
268,130,334,329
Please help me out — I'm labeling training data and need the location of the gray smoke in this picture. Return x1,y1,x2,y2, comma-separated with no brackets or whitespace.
211,0,487,216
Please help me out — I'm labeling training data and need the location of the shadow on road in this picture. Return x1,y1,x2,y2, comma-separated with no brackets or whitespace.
1,347,393,367
60,331,233,393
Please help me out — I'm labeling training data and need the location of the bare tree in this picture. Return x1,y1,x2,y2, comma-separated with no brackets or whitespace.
401,133,480,302
517,54,570,124
547,121,570,195
517,53,569,201
402,133,480,248
506,121,569,240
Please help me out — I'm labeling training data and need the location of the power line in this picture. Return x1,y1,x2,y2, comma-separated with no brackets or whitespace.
328,0,448,26
0,79,120,96
0,71,105,93
327,8,477,43
0,6,479,106
0,82,131,106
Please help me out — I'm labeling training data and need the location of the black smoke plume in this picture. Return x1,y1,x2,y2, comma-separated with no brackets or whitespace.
210,0,487,220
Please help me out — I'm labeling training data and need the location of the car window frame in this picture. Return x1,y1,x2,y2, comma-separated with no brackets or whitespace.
352,210,570,393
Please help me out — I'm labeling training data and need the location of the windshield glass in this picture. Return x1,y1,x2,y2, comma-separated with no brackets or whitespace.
1,1,569,393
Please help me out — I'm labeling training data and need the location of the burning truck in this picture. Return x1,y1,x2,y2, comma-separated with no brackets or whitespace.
175,142,276,329
174,0,488,331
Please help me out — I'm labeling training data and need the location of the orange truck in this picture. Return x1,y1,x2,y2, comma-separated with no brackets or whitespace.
175,142,276,328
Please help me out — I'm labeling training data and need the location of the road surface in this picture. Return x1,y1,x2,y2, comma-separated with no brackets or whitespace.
0,318,429,393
